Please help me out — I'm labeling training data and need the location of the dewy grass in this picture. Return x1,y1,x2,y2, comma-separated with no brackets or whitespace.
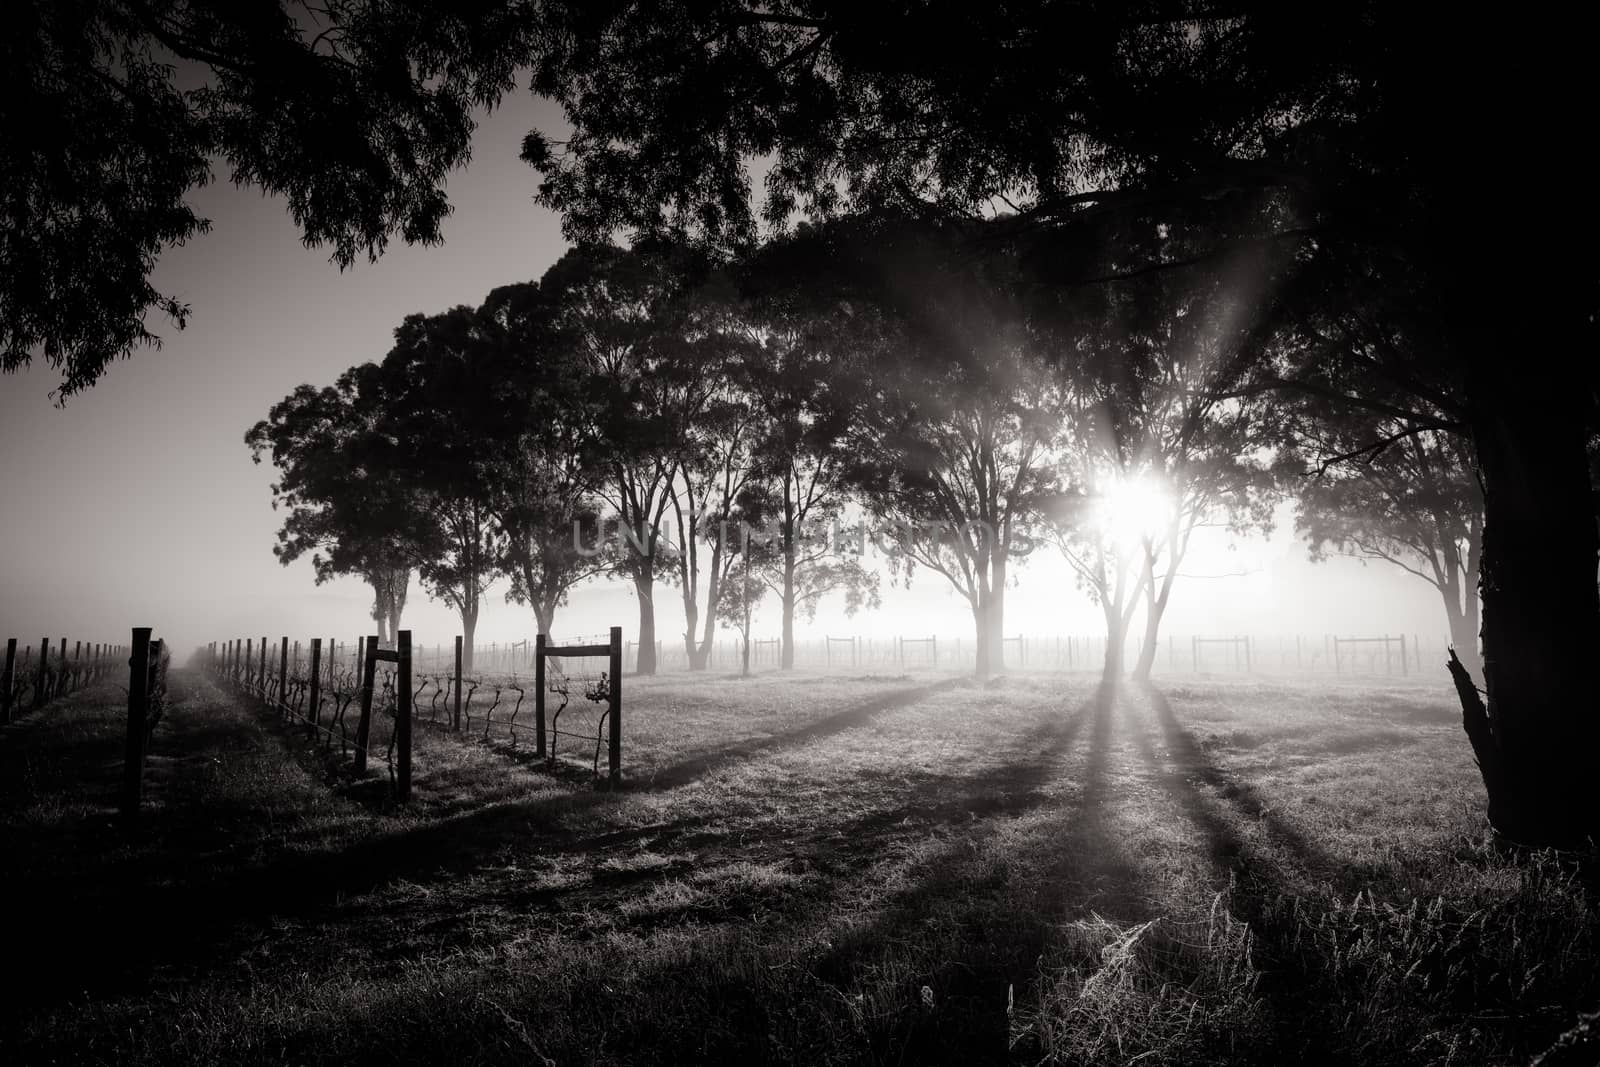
2,667,1595,1065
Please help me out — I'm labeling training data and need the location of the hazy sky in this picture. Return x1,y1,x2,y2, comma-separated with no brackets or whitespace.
0,90,1452,660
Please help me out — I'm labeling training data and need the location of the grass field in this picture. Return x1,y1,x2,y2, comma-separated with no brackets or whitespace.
2,666,1595,1065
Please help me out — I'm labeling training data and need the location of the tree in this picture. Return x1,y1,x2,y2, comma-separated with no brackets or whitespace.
520,4,1600,844
1038,258,1278,684
536,242,706,676
480,281,609,640
1291,421,1484,683
661,279,763,671
735,304,880,670
5,0,534,397
371,310,506,671
245,374,413,642
828,223,1060,676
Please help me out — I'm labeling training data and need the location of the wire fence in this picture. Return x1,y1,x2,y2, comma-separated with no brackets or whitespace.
613,631,1458,677
2,637,126,723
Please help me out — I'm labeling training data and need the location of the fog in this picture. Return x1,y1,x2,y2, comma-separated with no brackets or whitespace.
0,95,1450,662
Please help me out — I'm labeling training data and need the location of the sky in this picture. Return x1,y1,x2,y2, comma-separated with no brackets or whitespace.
0,90,1454,662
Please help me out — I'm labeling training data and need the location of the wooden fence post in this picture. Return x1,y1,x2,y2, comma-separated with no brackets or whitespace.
535,633,547,757
396,630,412,803
453,635,463,732
308,639,322,733
122,628,153,819
278,637,289,713
354,635,378,775
35,637,48,708
608,626,622,789
2,638,15,723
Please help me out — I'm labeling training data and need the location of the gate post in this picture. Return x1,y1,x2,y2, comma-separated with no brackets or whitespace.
608,627,622,789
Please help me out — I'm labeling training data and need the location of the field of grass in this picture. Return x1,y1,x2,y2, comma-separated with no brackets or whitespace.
2,665,1596,1065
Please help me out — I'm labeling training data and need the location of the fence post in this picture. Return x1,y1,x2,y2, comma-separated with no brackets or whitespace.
278,637,289,714
258,637,267,697
535,633,547,757
1333,637,1341,674
121,628,153,820
1245,636,1252,672
608,626,622,789
353,635,378,775
308,639,323,733
396,630,412,803
453,636,464,732
35,637,49,708
1399,633,1409,677
2,638,14,723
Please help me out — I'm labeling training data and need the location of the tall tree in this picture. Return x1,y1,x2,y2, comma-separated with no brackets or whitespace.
833,224,1061,676
662,281,762,670
370,310,506,670
736,311,880,670
1291,421,1484,683
5,0,534,397
536,243,704,676
1038,258,1278,684
245,374,413,642
520,4,1600,845
480,281,609,640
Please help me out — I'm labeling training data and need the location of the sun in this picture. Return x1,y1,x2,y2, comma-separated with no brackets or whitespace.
1096,474,1176,546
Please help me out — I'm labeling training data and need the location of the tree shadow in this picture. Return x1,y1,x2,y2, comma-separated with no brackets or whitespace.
5,679,1097,1010
633,678,965,791
1136,683,1339,885
797,684,1149,1063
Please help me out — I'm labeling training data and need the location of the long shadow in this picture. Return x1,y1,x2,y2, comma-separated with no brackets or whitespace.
4,679,1079,1009
1129,683,1354,1063
633,678,964,791
799,684,1150,1064
1140,683,1339,881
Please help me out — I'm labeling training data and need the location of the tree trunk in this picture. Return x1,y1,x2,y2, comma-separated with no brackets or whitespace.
1442,595,1482,688
684,598,705,670
781,592,796,671
1460,385,1600,847
1424,25,1600,848
634,570,658,676
1101,625,1124,688
533,602,555,642
1131,611,1159,682
781,544,797,670
460,606,478,674
972,596,991,678
989,553,1008,673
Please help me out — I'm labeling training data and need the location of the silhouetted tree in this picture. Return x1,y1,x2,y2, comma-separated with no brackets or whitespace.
371,310,506,670
536,243,708,676
660,278,763,671
246,375,413,641
5,1,534,397
1038,258,1278,684
821,222,1061,676
480,281,609,641
733,294,880,669
1291,420,1484,684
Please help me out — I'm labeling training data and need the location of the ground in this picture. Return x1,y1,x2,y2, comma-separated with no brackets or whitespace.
1,666,1595,1065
